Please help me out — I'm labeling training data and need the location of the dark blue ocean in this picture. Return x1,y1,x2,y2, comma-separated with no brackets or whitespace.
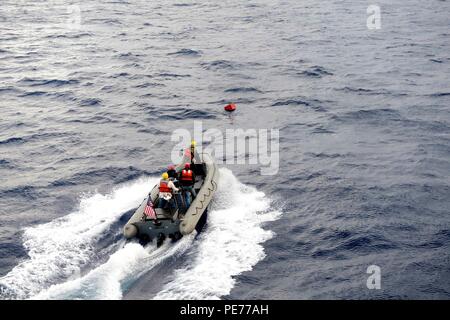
1,0,449,299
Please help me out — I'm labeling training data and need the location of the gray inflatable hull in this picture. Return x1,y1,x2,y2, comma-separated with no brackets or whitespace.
123,152,219,240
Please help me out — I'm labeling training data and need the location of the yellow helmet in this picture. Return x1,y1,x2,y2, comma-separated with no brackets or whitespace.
162,172,169,180
191,140,196,147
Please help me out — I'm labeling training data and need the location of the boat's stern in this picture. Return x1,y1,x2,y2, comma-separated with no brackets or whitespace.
133,219,183,245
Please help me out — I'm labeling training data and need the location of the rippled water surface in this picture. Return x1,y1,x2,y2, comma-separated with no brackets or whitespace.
1,0,449,299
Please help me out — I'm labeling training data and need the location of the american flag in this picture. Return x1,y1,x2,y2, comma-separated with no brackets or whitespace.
144,198,157,220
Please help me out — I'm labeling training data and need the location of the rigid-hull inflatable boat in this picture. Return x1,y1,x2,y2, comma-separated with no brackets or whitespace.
123,152,219,245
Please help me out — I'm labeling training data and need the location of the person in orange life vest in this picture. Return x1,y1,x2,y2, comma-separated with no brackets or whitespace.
158,172,179,209
179,163,196,208
167,164,183,208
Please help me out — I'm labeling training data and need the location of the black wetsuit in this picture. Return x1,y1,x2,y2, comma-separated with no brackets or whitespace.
167,169,177,179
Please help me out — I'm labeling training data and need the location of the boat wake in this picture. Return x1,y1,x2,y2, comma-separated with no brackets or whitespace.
153,168,281,299
33,236,195,300
0,169,281,300
0,177,157,300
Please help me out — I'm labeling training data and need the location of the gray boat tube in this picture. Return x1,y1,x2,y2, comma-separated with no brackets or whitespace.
180,152,219,235
123,152,219,239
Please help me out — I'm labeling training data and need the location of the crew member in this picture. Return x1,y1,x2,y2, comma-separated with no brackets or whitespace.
184,140,201,166
158,172,179,209
167,164,182,209
179,163,196,208
167,164,177,180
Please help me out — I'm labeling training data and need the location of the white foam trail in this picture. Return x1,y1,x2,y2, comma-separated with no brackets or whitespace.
153,168,282,300
0,177,158,299
1,168,281,300
33,235,196,300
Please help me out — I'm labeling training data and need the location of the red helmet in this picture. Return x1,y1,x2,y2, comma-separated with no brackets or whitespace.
184,163,190,169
